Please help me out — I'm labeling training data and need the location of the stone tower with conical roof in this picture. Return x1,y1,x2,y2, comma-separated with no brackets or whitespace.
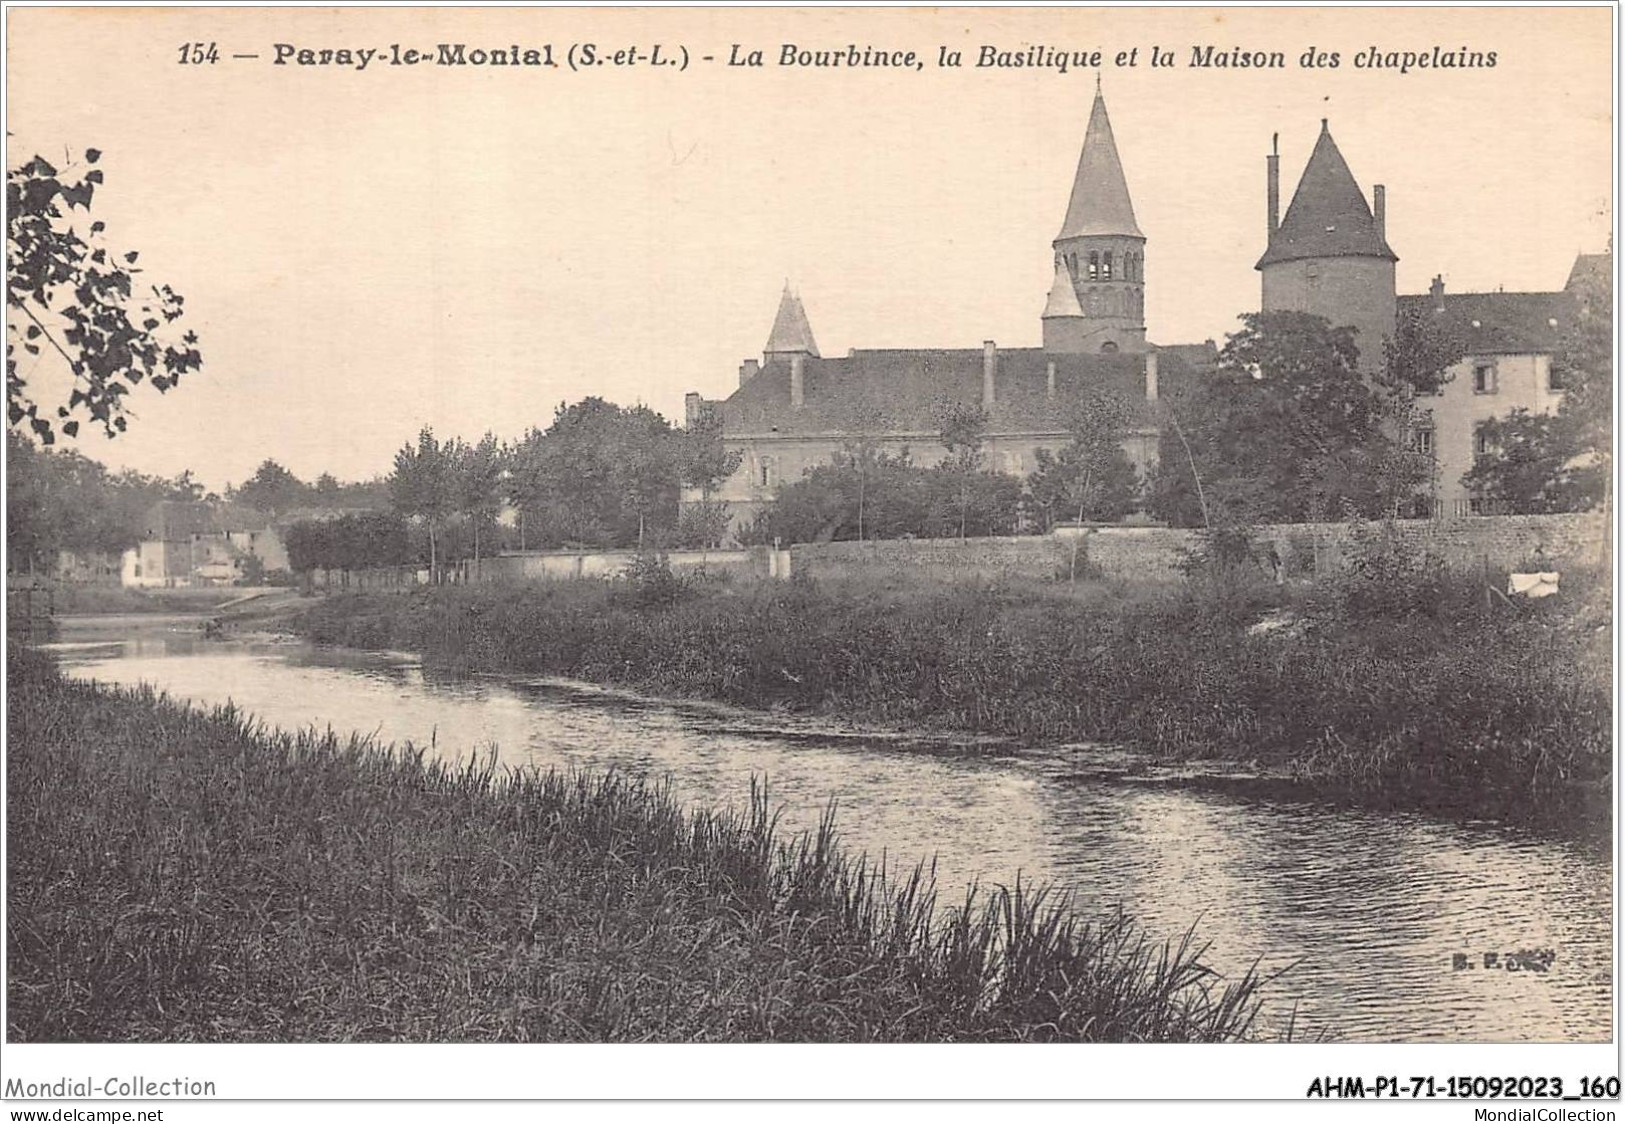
763,283,819,359
1043,87,1147,355
1258,121,1397,371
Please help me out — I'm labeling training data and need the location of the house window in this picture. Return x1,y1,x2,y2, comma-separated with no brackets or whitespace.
1472,362,1497,394
1102,251,1113,281
1411,428,1435,456
1087,252,1099,281
1548,364,1568,391
1100,341,1119,354
1474,429,1495,457
759,456,773,488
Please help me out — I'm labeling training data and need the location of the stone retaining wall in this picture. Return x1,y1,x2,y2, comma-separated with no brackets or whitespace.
786,513,1609,583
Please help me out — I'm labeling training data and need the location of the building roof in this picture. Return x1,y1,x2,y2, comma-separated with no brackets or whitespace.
1565,251,1612,295
717,344,1213,437
143,500,273,541
1041,259,1085,318
764,285,820,356
1396,290,1577,356
1056,90,1144,241
1257,121,1396,269
143,500,214,542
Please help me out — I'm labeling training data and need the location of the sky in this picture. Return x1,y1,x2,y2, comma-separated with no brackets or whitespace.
6,6,1613,491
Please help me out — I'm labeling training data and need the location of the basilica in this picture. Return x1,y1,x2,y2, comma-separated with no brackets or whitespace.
684,88,1603,534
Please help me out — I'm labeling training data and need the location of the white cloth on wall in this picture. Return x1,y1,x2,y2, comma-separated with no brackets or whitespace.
1508,572,1561,599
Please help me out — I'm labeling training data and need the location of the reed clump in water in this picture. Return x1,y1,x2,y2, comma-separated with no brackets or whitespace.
7,650,1271,1043
294,563,1611,826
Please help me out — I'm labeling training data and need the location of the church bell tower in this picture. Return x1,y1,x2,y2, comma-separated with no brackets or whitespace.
1043,85,1148,354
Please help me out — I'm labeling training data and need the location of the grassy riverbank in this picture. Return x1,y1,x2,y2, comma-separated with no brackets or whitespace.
293,565,1612,831
7,650,1270,1043
38,584,250,616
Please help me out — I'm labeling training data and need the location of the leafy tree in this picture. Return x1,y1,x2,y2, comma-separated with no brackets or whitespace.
618,406,681,549
6,432,54,570
166,469,206,502
1461,269,1612,513
1026,390,1142,531
7,150,201,444
1150,311,1431,527
508,399,683,549
1460,410,1591,514
453,432,506,561
4,434,204,571
742,441,1022,546
284,511,413,576
936,402,991,539
677,409,743,499
1383,305,1467,398
235,459,308,517
1556,267,1614,503
389,427,456,572
922,466,1022,539
675,409,744,548
669,501,727,550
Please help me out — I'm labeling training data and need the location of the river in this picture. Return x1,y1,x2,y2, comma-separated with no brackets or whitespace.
48,613,1613,1043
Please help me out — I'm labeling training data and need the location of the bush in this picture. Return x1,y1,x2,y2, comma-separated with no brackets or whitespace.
1317,521,1449,620
1178,522,1262,577
616,552,689,608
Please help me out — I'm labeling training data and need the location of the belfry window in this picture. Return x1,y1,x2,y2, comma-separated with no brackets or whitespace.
1102,251,1113,280
1088,252,1099,281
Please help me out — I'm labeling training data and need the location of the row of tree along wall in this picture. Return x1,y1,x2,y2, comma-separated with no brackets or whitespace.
784,513,1610,584
310,548,782,590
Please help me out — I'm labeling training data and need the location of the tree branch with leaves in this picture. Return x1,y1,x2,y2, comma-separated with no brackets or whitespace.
7,150,201,444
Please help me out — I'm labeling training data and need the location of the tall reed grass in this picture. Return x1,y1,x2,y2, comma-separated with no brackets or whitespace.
295,568,1611,829
7,650,1272,1042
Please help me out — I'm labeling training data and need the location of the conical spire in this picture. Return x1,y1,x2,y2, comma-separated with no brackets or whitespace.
1041,258,1084,318
1257,121,1396,268
1056,90,1143,241
764,283,820,356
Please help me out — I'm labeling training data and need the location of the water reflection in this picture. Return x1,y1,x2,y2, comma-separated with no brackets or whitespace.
50,617,1612,1043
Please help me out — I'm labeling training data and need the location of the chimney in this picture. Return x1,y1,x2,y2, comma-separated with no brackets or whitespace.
684,392,703,427
739,358,760,387
1430,274,1445,310
1373,185,1386,240
1046,359,1057,400
790,353,805,409
982,340,997,407
1144,350,1159,402
1267,133,1280,239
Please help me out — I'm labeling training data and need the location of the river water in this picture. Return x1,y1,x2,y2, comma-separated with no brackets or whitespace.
49,614,1613,1043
